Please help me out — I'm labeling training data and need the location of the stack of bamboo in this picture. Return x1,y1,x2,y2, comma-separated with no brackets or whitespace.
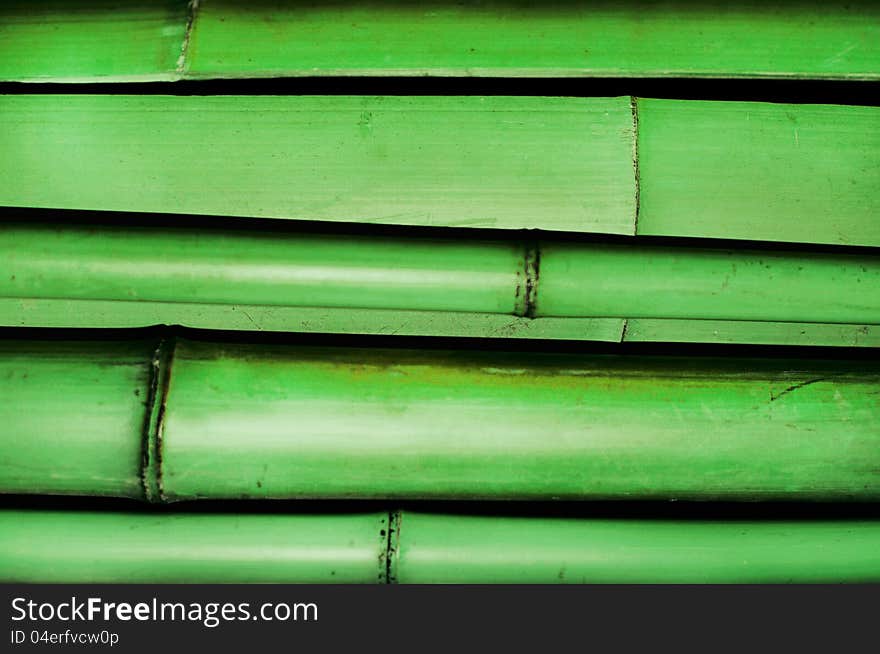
1,0,878,582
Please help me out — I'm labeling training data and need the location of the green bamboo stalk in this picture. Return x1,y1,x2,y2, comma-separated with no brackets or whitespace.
0,510,388,583
0,1,187,83
0,225,524,315
536,242,880,323
0,94,635,235
160,340,880,502
2,224,878,325
1,510,878,583
2,95,877,246
2,337,878,501
395,514,880,584
2,2,878,82
636,99,880,246
187,1,880,81
0,339,153,498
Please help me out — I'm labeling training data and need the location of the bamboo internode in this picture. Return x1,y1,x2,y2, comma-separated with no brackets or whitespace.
2,224,879,328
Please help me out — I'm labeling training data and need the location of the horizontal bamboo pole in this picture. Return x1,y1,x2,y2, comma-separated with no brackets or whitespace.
2,336,878,502
3,223,879,325
0,510,388,583
2,2,878,82
1,510,878,583
1,225,524,315
395,514,880,584
2,96,878,247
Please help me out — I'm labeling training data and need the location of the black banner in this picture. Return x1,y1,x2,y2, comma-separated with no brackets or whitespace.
3,585,877,652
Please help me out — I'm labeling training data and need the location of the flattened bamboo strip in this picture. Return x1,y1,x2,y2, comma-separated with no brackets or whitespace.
3,299,879,347
623,319,880,348
0,299,628,343
0,510,388,583
2,336,878,501
2,95,877,246
3,224,878,325
0,95,635,234
395,514,880,583
636,99,880,247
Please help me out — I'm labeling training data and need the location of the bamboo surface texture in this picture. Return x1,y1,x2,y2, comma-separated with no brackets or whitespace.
1,510,878,583
2,337,878,502
2,224,878,330
1,96,878,246
1,1,878,82
3,1,879,591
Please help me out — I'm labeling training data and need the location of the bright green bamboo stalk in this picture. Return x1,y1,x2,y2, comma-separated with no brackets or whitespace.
1,510,878,583
0,510,388,583
0,94,634,235
0,339,153,498
0,1,187,83
186,1,880,81
636,99,880,247
2,337,878,501
2,224,879,325
536,242,880,323
395,514,880,583
3,2,878,82
0,224,523,315
159,340,880,502
2,95,878,246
